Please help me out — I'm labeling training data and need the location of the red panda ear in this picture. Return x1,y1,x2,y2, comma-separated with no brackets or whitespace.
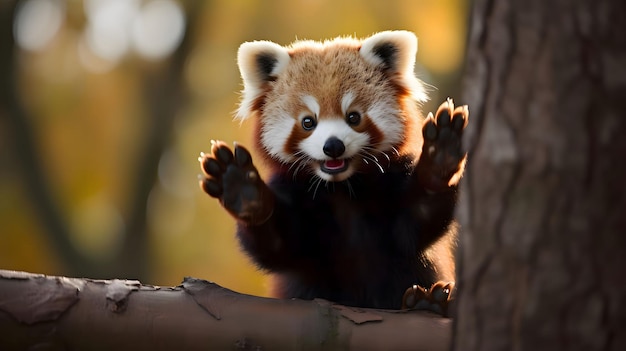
360,31,427,103
360,30,417,74
236,41,290,120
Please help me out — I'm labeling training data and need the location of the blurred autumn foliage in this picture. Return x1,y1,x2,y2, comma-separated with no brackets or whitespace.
0,0,468,297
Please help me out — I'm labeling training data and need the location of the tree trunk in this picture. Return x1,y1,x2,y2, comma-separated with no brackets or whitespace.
454,0,626,350
0,270,451,350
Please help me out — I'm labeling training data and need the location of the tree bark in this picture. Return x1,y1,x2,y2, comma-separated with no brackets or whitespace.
0,270,451,350
454,0,626,350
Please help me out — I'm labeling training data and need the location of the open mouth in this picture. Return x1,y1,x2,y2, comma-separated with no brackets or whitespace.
320,159,349,174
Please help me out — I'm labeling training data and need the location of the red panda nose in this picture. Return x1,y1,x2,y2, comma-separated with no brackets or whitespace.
323,137,346,158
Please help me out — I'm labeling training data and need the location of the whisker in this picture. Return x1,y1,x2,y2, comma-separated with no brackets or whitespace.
372,160,385,174
364,151,379,163
307,176,318,191
363,145,392,159
311,177,323,200
360,151,385,174
380,151,391,162
287,161,299,175
288,153,311,179
293,158,309,178
390,146,400,156
360,142,403,171
363,142,400,158
345,179,356,199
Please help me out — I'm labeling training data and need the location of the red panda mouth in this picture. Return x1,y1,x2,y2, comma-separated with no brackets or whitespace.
320,159,349,174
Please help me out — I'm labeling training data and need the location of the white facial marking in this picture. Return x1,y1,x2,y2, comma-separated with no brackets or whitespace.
301,95,320,117
366,100,403,148
341,92,355,115
260,111,296,162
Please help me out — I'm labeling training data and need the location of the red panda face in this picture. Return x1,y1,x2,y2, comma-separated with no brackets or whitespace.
287,92,374,181
236,31,427,182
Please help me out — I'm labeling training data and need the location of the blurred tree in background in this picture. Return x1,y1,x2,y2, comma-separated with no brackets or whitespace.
0,0,468,297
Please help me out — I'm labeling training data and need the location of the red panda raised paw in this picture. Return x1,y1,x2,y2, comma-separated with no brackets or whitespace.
417,98,469,192
199,141,274,225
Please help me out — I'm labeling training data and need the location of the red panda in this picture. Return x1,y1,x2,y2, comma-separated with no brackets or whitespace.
199,31,467,312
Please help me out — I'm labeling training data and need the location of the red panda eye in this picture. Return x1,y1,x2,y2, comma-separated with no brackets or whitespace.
346,112,361,126
302,116,316,130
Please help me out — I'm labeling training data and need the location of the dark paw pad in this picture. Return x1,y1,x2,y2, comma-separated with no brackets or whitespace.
402,281,454,316
419,98,468,191
199,141,273,224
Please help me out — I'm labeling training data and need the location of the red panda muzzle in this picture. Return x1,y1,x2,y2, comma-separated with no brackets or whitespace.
320,136,350,174
322,136,346,158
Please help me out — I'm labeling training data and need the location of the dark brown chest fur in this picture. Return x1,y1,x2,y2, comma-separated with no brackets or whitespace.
236,162,457,309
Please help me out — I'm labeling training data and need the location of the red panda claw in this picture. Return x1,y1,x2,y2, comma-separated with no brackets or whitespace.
214,144,234,164
234,144,252,167
423,120,438,141
201,178,222,198
451,105,469,131
202,157,224,177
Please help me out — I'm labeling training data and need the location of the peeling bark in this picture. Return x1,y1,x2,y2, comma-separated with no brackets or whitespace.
455,0,626,350
0,270,451,350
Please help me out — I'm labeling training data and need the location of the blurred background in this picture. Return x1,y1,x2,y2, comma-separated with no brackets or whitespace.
0,0,468,297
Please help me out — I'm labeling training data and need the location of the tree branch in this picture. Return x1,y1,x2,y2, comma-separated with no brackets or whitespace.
0,270,451,350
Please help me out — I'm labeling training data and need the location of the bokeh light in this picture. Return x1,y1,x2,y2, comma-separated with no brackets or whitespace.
83,0,139,65
14,0,65,52
131,0,186,60
79,0,185,71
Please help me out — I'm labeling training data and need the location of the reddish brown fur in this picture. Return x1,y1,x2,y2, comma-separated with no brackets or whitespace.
253,41,423,173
